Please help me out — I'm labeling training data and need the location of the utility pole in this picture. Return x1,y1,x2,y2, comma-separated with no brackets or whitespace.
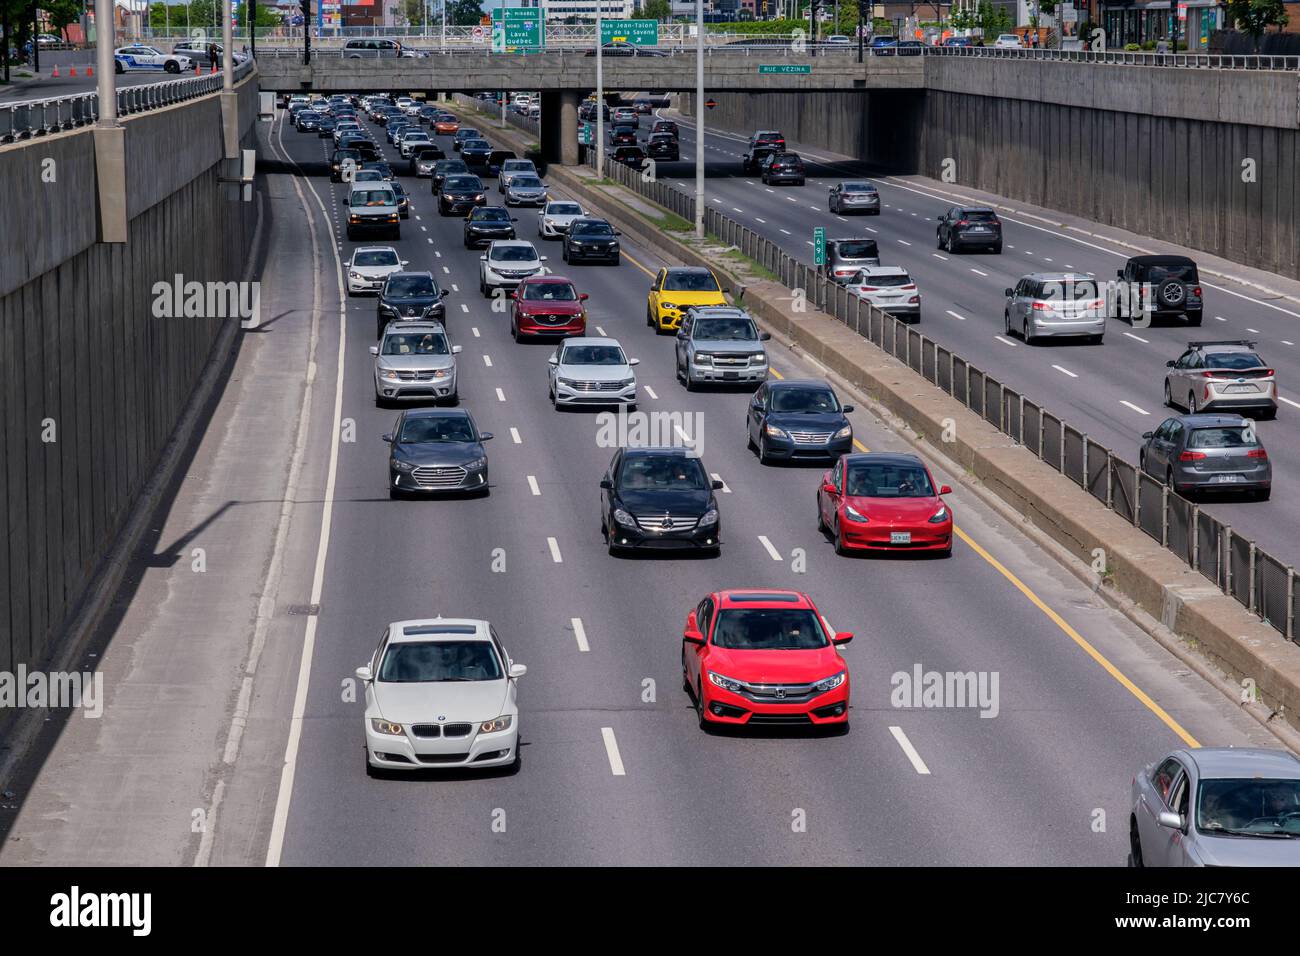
223,0,232,88
32,2,40,73
694,0,703,238
596,0,604,174
96,0,115,125
301,0,310,62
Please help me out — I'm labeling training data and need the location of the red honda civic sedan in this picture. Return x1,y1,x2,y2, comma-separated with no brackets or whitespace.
816,452,953,556
510,275,588,342
681,589,852,731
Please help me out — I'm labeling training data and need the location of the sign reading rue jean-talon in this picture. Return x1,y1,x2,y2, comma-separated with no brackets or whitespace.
758,64,813,74
600,19,660,46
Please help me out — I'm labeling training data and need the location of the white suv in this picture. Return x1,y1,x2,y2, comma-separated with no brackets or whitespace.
479,240,547,297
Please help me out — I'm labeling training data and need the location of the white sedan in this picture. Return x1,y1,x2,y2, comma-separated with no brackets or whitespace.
358,618,525,775
993,34,1025,49
538,200,585,238
113,45,192,74
346,246,407,295
548,336,639,410
479,240,547,296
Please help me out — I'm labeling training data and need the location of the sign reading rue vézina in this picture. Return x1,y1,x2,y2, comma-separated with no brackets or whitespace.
758,64,812,75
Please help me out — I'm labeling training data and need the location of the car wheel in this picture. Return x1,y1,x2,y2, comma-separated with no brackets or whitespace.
364,750,385,778
758,436,772,465
1022,319,1034,345
114,60,124,74
1186,312,1203,327
684,371,696,392
165,61,179,73
946,234,955,254
935,230,944,250
1163,380,1173,407
1129,818,1144,868
388,486,404,500
681,648,692,694
746,425,757,452
695,681,710,731
992,242,1002,254
376,319,385,340
1165,468,1176,493
610,254,620,266
445,391,459,407
817,496,828,533
1188,392,1197,414
834,518,849,556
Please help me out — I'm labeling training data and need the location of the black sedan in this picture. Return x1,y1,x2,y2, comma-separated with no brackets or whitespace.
600,447,723,555
439,175,487,216
383,408,493,499
460,139,492,167
745,379,855,464
464,207,518,248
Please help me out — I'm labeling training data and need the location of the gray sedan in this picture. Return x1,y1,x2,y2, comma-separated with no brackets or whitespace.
1130,748,1300,866
1139,413,1271,499
503,174,549,207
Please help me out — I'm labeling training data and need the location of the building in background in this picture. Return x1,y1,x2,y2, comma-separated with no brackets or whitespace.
540,0,635,18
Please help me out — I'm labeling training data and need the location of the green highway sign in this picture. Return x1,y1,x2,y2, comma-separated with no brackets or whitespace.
491,8,544,51
813,226,827,266
578,122,593,146
600,19,660,46
758,64,812,74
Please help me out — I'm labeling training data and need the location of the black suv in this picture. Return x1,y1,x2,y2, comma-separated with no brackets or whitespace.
936,206,1003,254
599,447,724,556
463,206,517,248
1119,255,1203,326
563,218,621,265
761,152,806,186
376,271,450,338
741,144,780,175
646,133,680,161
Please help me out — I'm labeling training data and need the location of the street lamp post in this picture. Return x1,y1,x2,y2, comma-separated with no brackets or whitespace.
596,1,604,175
695,0,703,239
96,0,115,124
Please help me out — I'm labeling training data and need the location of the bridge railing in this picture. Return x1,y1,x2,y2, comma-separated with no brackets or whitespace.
593,152,1298,644
0,59,256,143
925,45,1300,70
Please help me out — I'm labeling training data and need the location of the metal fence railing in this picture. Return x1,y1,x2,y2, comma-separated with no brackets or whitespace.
590,153,1298,645
0,59,256,143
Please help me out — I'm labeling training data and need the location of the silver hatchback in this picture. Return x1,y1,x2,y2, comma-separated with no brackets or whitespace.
1164,340,1278,418
1139,413,1271,499
1003,273,1106,344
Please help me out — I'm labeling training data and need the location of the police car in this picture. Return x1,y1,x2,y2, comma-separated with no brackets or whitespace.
114,45,193,74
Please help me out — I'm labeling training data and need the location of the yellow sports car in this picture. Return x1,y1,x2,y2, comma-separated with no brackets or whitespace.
646,266,728,333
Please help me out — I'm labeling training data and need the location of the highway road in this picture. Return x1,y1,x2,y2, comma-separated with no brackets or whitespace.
251,104,1275,866
637,109,1300,570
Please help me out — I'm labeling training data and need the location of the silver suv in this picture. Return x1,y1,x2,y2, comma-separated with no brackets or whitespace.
369,322,462,407
674,306,771,390
1003,273,1106,345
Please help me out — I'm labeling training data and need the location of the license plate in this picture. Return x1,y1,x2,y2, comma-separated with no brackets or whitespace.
890,531,912,544
1210,474,1243,483
1224,385,1256,393
723,371,739,380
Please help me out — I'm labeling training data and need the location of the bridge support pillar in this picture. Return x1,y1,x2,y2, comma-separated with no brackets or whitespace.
541,90,580,167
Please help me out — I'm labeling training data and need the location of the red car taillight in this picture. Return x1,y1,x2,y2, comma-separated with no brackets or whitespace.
1193,286,1202,297
1247,449,1268,459
1032,301,1054,311
1179,451,1207,461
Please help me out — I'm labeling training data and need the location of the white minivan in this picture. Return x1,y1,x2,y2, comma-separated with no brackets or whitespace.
346,182,401,241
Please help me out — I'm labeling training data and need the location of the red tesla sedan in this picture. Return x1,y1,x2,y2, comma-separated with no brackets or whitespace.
509,275,588,342
681,589,852,730
816,452,953,556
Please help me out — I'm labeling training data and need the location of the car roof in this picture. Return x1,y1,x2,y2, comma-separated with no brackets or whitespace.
716,589,812,609
1169,413,1251,427
860,266,910,276
383,321,446,335
842,451,926,468
353,245,398,255
1129,254,1197,266
1188,340,1257,352
348,181,394,192
1185,747,1300,779
488,240,536,250
959,206,996,213
770,378,834,392
562,335,620,347
1023,272,1095,283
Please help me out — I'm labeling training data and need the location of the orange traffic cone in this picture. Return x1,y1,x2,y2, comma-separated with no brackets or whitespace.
194,62,201,75
69,66,77,76
52,64,59,77
87,65,93,76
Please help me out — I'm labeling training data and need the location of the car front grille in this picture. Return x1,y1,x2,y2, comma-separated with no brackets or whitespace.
410,724,442,738
416,752,469,764
532,313,576,326
396,370,443,381
711,355,752,367
789,430,834,444
569,380,625,392
741,681,818,703
442,723,473,738
634,514,699,532
412,465,466,488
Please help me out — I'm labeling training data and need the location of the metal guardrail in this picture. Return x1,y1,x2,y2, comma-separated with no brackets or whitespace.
925,45,1300,70
0,59,255,143
593,153,1299,645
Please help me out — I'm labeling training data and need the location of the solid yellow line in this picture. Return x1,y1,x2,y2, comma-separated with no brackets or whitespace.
844,442,1199,747
619,250,657,280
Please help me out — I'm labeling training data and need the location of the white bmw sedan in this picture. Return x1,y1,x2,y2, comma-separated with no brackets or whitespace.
358,618,525,775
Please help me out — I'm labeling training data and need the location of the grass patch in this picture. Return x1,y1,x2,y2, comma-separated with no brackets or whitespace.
717,246,778,282
657,211,694,233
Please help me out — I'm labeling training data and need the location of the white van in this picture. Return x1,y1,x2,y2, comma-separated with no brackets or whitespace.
346,182,401,241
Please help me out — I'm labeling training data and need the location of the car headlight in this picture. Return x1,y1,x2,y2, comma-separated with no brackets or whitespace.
379,304,396,314
474,194,484,200
618,378,636,389
557,377,578,388
464,457,487,470
391,458,416,473
430,369,450,379
833,424,852,440
928,505,949,524
569,241,584,248
348,271,363,279
708,671,744,694
813,671,846,693
700,508,719,526
480,715,513,733
661,302,678,311
613,508,636,528
379,367,401,381
370,718,404,735
765,424,789,440
844,504,869,523
694,353,713,366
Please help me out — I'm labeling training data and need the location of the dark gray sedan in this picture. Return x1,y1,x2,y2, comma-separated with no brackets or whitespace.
382,408,492,498
1130,748,1300,866
1139,413,1271,499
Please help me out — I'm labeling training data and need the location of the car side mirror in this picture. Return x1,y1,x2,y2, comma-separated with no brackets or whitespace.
759,332,772,341
939,485,952,495
401,259,409,265
540,256,548,261
441,289,451,297
712,479,725,490
480,432,494,441
548,356,559,366
614,231,622,236
843,405,855,413
381,432,393,443
368,346,379,355
1165,360,1175,367
579,293,589,301
1116,269,1125,279
511,217,518,222
452,345,463,354
722,287,732,294
355,665,373,682
1156,810,1184,831
1142,431,1153,440
508,663,527,679
832,631,854,646
822,479,837,494
628,358,640,366
1004,288,1014,297
599,478,612,489
479,255,487,260
937,215,944,221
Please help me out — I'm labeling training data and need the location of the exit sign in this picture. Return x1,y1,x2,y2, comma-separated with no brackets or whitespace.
813,226,826,266
758,64,812,74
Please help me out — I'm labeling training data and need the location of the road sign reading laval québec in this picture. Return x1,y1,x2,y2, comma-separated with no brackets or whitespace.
758,64,812,74
600,19,660,45
813,226,827,265
491,8,544,52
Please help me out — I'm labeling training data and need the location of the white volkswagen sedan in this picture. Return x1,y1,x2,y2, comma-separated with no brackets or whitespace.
548,336,639,410
358,618,525,775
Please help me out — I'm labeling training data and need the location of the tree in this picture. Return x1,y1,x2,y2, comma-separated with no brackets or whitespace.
447,0,483,26
1225,0,1289,50
44,0,80,39
399,0,431,27
641,0,672,20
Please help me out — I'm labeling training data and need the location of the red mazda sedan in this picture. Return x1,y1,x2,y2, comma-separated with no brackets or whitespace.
681,590,852,731
510,275,588,342
816,452,953,556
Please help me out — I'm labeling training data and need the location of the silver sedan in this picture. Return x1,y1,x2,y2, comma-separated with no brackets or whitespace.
1130,747,1300,866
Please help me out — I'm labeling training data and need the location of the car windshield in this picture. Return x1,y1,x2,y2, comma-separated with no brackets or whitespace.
512,176,544,188
299,111,319,120
619,456,707,490
1205,351,1264,370
1187,427,1260,449
835,241,877,258
459,128,480,137
694,317,757,341
464,140,490,150
664,271,720,292
378,640,502,682
414,148,440,159
405,132,429,141
860,273,912,287
439,162,469,174
573,222,614,237
387,275,437,297
491,246,537,262
354,250,399,267
383,332,449,355
548,203,582,215
845,462,935,498
1197,778,1300,836
711,609,828,650
772,388,839,413
523,283,578,302
472,208,511,222
503,161,532,172
353,171,383,182
444,177,481,190
350,189,394,206
1039,280,1100,300
397,416,476,443
563,344,624,365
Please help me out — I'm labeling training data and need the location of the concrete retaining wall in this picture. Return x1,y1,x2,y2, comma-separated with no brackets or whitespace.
0,77,259,678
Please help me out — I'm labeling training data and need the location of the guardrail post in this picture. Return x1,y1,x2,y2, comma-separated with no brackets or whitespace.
1134,474,1142,530
1080,433,1088,485
1058,419,1066,472
1287,567,1295,641
1223,527,1232,594
1190,505,1199,568
1161,485,1169,547
1248,544,1257,613
1105,452,1113,508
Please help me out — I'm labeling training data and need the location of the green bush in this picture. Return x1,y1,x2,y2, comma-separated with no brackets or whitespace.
1124,42,1141,51
1140,40,1157,50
